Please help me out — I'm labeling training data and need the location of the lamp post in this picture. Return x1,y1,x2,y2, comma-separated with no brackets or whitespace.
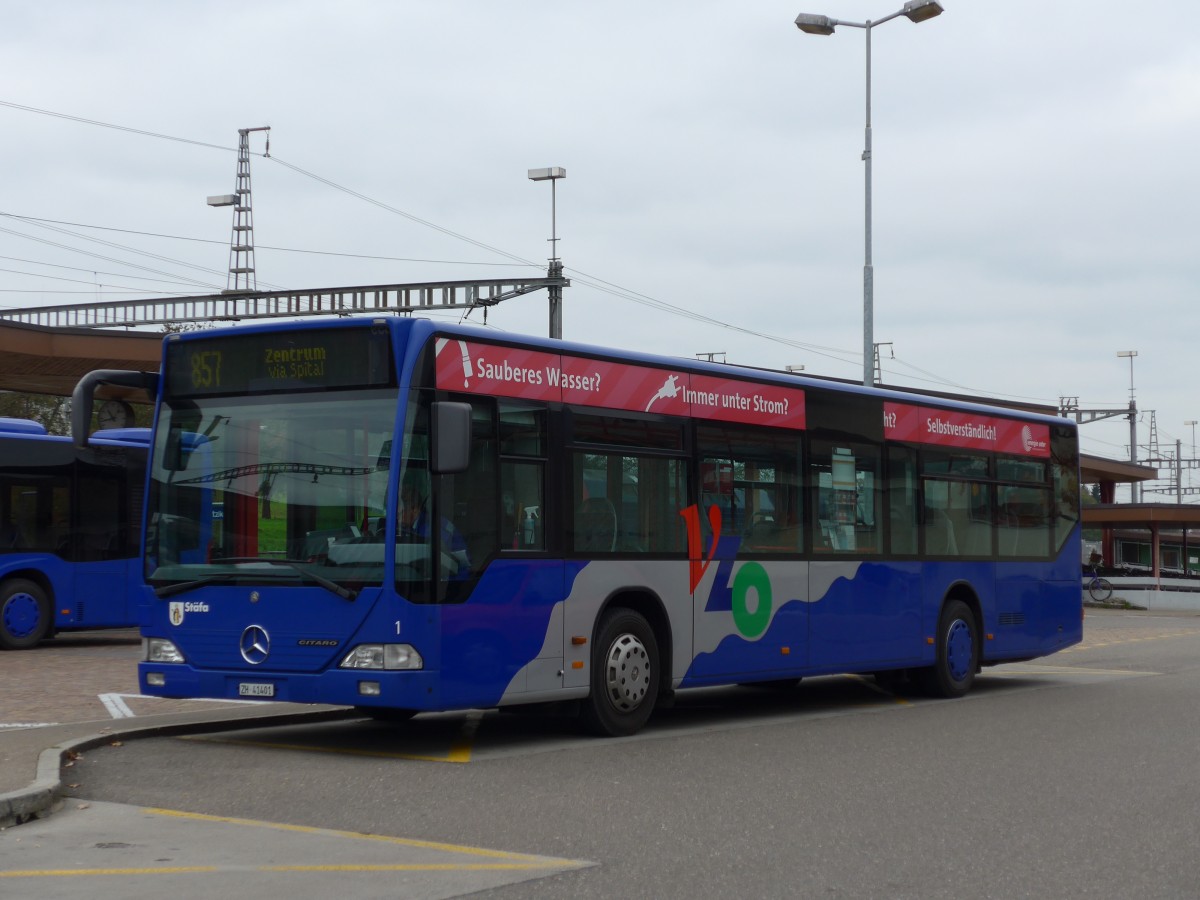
794,0,944,386
528,167,566,339
1186,419,1197,495
1117,350,1138,501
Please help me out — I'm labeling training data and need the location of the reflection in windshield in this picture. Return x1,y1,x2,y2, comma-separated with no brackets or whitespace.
147,389,398,590
154,557,357,600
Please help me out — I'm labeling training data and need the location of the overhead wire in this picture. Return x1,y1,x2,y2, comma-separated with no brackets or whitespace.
1,100,869,370
0,100,233,153
0,223,223,292
0,214,260,289
0,214,538,268
0,253,225,288
0,100,1068,397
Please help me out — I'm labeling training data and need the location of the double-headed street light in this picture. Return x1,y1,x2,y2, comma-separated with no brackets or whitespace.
795,0,944,386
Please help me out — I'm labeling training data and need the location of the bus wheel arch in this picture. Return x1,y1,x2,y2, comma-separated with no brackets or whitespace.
581,589,670,737
0,575,53,650
919,585,981,698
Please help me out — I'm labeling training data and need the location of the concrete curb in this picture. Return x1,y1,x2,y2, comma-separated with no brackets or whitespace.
0,705,358,829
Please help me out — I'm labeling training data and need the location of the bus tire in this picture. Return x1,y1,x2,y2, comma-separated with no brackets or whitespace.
918,599,978,698
581,609,659,737
0,578,51,651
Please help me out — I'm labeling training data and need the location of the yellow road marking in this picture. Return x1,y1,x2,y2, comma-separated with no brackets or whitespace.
1066,629,1200,653
2,863,574,878
2,867,218,877
0,806,589,879
142,806,558,860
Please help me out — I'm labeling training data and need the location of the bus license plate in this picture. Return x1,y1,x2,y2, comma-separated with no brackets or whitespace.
238,682,275,697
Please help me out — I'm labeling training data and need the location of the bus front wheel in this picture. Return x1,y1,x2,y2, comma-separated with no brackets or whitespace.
0,579,51,651
918,599,978,698
581,609,659,737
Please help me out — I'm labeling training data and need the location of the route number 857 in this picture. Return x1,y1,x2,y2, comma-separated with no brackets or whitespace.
191,351,222,389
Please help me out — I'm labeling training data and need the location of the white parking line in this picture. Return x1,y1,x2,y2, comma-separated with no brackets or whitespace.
0,723,59,731
98,693,137,718
96,693,266,720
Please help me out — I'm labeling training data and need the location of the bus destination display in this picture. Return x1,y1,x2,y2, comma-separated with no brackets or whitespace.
165,327,394,397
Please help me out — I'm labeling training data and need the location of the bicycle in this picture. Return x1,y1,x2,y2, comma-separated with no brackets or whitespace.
1085,564,1113,602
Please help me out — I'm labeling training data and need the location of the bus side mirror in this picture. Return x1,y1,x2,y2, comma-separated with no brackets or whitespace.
72,369,158,449
431,401,471,474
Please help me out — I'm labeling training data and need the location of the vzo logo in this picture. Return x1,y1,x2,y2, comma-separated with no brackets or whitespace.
680,504,774,639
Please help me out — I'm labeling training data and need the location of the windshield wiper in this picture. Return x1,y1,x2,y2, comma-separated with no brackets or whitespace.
213,557,358,601
155,572,238,599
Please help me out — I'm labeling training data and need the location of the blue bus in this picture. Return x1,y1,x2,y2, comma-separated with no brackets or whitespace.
73,318,1081,734
0,417,149,649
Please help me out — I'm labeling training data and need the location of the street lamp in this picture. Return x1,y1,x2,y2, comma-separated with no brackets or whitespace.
1117,350,1138,501
528,167,566,340
1186,420,1197,495
794,0,944,386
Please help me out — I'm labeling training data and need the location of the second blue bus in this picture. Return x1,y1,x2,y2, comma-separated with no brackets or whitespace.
0,417,149,649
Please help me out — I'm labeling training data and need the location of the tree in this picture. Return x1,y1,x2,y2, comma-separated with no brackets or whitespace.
0,392,71,435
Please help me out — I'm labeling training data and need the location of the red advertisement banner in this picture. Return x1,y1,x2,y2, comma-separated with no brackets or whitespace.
687,374,806,429
435,339,806,429
884,402,1050,457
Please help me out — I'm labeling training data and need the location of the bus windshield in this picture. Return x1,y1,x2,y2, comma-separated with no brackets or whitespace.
147,389,398,592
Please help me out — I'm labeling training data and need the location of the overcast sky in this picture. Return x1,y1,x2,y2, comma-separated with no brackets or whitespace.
2,1,1197,497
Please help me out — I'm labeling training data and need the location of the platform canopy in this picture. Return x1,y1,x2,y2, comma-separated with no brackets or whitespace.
0,319,162,400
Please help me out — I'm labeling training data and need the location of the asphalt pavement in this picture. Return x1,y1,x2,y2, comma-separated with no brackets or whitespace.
3,607,1188,831
0,628,354,829
0,629,592,898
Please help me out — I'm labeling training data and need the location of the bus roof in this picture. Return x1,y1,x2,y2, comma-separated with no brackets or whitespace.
163,316,1072,432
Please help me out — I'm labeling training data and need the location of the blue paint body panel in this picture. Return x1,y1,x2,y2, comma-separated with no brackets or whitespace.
136,318,1083,715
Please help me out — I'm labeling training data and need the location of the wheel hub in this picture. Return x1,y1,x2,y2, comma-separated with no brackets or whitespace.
3,591,41,640
604,633,651,712
945,618,973,682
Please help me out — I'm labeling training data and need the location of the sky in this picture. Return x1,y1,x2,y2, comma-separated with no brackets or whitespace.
1,1,1198,499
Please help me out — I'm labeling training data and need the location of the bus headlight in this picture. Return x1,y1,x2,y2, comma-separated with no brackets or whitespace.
144,637,185,664
338,644,424,670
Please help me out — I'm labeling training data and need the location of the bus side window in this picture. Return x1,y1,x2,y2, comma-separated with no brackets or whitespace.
499,404,546,551
0,518,21,550
887,446,919,555
697,424,802,555
438,398,498,593
811,441,880,555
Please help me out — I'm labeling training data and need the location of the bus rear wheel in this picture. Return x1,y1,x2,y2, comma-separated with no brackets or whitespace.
918,599,978,698
581,609,659,737
0,578,51,650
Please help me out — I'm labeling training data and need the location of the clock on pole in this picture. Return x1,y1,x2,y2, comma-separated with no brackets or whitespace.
97,399,136,430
